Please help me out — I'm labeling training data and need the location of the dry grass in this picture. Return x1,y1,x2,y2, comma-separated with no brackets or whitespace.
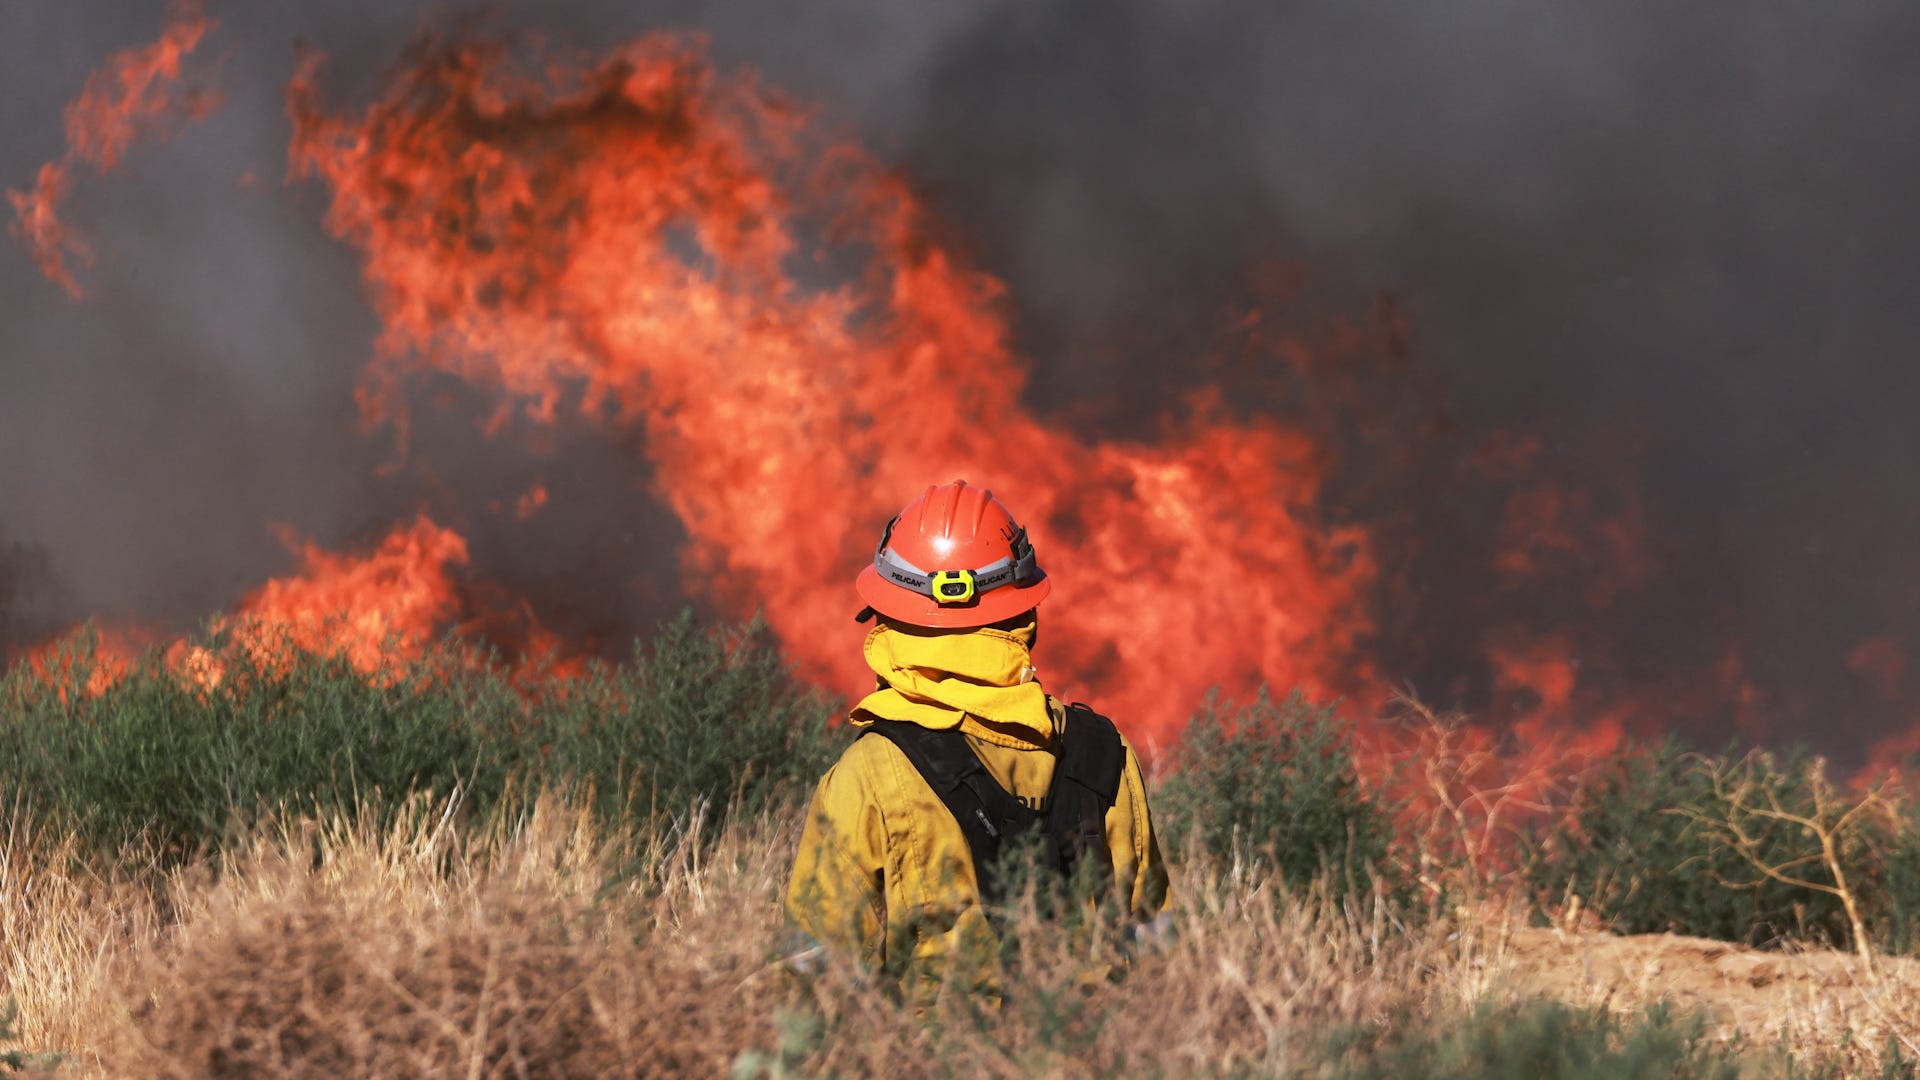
3,794,1916,1077
3,792,798,1076
1501,925,1920,1066
0,798,167,1064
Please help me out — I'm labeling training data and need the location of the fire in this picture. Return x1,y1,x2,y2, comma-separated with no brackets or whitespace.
23,619,165,700
1846,639,1918,785
225,515,470,673
6,0,220,298
19,515,563,693
287,34,1380,744
7,163,87,298
20,17,1899,837
1860,725,1920,788
514,484,550,521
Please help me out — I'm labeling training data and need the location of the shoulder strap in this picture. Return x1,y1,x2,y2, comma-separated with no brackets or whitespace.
1044,702,1126,885
862,720,1040,904
863,707,1128,908
1054,702,1125,802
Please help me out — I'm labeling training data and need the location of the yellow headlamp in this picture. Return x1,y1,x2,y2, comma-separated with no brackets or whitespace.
929,568,977,605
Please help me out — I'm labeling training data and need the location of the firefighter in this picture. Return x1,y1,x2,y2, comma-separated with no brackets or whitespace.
784,480,1170,995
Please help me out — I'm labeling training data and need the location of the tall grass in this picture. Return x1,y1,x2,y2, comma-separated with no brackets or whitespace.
5,788,1912,1077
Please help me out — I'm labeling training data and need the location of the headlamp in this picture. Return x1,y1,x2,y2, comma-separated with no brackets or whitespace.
873,524,1040,606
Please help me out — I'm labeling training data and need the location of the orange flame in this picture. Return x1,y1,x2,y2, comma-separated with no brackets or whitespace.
224,514,470,672
6,0,219,297
514,483,550,521
236,515,582,681
287,34,1381,745
22,619,165,700
7,163,88,297
1858,723,1920,789
17,515,577,693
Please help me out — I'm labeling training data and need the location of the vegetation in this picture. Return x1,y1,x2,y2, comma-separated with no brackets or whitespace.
1323,1001,1744,1080
0,612,841,860
2,617,1919,1074
1524,739,1920,959
1157,688,1392,901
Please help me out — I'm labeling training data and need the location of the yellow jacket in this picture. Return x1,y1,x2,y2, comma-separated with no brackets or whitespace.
784,621,1169,988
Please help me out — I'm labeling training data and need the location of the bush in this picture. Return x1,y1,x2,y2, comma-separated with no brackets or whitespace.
1157,688,1390,896
0,626,516,858
1523,739,1913,953
1876,804,1920,956
0,613,841,861
511,611,842,826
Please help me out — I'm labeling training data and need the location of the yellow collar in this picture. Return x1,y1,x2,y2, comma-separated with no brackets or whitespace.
851,622,1057,745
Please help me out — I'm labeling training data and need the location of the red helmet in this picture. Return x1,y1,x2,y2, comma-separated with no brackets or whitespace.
855,480,1051,629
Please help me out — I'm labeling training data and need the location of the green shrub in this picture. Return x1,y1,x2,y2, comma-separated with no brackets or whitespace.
1157,688,1389,896
1876,804,1920,956
0,626,515,858
1523,740,1890,951
510,611,841,826
0,613,841,860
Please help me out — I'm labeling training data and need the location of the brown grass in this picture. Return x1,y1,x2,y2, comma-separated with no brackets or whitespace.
1501,925,1920,1065
3,794,1917,1077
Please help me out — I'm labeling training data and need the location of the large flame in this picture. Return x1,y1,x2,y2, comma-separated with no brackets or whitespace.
286,34,1381,745
6,0,220,298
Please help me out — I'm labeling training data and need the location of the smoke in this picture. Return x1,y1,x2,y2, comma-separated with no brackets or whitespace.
4,0,1920,761
893,0,1920,753
0,533,66,653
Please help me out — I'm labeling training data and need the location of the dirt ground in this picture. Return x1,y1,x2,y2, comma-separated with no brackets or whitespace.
1497,924,1920,1059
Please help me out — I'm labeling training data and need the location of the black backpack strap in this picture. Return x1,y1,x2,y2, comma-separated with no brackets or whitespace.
1044,702,1126,885
863,720,1039,904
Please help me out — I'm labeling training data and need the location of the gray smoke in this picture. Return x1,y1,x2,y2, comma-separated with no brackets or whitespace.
4,0,1919,760
891,0,1920,756
0,531,64,652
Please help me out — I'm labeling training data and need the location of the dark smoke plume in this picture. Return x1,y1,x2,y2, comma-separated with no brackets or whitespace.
894,0,1920,757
